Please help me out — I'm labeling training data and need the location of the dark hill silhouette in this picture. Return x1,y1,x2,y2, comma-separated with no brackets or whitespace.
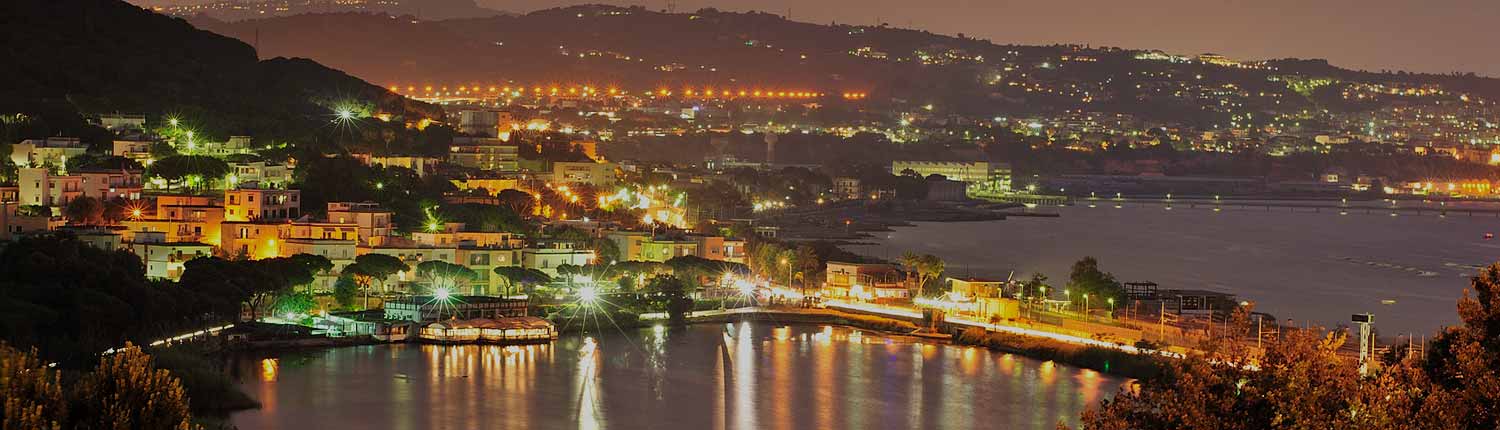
0,0,443,147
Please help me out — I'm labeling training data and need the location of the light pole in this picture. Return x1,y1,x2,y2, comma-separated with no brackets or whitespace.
1107,298,1115,319
1083,294,1090,319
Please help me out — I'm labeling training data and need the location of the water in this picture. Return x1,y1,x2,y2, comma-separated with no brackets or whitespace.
231,324,1125,429
846,202,1499,336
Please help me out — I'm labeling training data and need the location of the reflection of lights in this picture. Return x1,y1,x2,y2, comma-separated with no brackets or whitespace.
261,358,278,381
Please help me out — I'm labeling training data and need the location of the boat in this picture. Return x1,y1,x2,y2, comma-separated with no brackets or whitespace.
418,317,557,344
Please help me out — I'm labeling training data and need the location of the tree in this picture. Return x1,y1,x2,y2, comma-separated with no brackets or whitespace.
1423,264,1500,428
348,253,408,304
67,344,193,430
556,264,585,288
415,260,477,295
1074,303,1450,430
1067,256,1122,308
145,155,228,190
333,275,358,309
63,196,104,226
289,253,333,292
0,344,65,430
357,255,407,292
901,252,946,296
271,291,316,319
591,237,621,264
1021,272,1050,300
644,275,693,325
493,267,552,297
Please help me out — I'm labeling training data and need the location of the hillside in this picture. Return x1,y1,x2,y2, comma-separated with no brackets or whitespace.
0,0,442,148
187,4,1500,127
140,0,507,21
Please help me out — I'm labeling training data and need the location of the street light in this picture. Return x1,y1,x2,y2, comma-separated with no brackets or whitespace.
1108,297,1115,318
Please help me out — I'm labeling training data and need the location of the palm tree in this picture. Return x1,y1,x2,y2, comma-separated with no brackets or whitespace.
901,252,945,296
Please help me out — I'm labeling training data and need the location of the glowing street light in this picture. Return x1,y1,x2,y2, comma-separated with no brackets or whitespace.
434,287,452,301
579,286,598,303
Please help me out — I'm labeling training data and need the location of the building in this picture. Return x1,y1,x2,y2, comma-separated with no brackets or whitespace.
948,277,1007,299
384,295,528,322
182,135,252,157
127,231,212,281
448,137,519,172
98,114,146,131
326,202,394,244
122,196,224,245
0,202,60,241
76,168,143,201
227,159,293,189
522,240,594,277
823,261,909,300
455,110,516,137
605,230,650,261
10,138,87,168
68,227,124,251
892,161,1010,184
457,246,524,295
638,237,697,262
833,177,862,199
279,221,359,291
112,140,154,162
693,235,747,264
449,177,522,196
571,140,600,160
18,168,79,207
366,155,441,178
925,177,969,201
220,221,286,260
552,161,617,186
224,188,300,222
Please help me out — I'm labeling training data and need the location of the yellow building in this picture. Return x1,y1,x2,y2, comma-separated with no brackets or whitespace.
224,188,300,222
948,277,1007,299
450,177,522,196
552,161,617,186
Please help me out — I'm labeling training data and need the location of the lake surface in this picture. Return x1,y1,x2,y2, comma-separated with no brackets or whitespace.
231,324,1124,430
846,202,1499,335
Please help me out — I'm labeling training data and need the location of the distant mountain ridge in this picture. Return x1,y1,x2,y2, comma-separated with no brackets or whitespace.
0,0,441,146
138,0,508,22
186,4,1500,127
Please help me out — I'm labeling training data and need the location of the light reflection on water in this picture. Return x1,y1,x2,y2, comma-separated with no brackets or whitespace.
231,323,1125,430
